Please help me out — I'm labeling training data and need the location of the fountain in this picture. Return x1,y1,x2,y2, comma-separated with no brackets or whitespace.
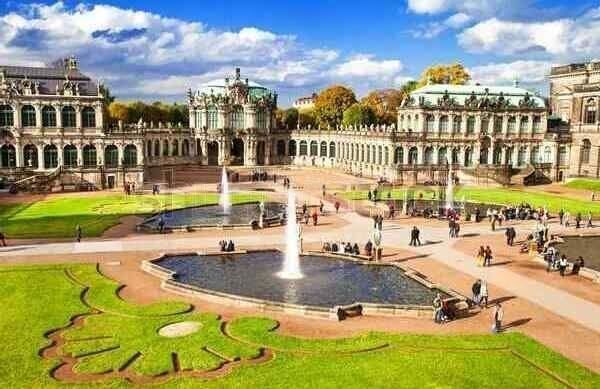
402,190,408,215
277,190,303,279
219,167,231,215
445,159,454,210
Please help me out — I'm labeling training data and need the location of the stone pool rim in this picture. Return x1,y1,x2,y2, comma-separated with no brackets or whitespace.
137,201,286,232
546,234,600,283
141,249,467,321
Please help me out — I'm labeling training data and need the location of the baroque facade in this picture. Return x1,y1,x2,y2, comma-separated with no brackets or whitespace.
0,59,586,191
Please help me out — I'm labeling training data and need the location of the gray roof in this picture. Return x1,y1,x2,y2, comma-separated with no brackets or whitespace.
409,84,546,108
0,64,98,97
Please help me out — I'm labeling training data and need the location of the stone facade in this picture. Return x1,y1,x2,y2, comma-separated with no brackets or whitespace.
550,61,600,179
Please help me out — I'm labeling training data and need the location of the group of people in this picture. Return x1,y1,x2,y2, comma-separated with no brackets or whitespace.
542,245,585,276
372,214,384,230
249,170,268,182
322,241,361,256
218,240,236,252
558,209,593,229
123,181,136,195
151,184,161,195
432,293,455,324
409,226,422,246
475,246,494,266
282,177,292,189
504,227,517,246
448,216,460,238
471,279,489,308
301,203,319,226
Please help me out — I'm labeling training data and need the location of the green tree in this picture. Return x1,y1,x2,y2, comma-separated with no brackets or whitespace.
418,63,470,87
360,89,405,124
314,85,357,129
298,108,316,128
400,80,419,95
275,108,299,129
342,103,376,127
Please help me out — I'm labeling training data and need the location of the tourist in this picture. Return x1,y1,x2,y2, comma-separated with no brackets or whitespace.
344,242,352,254
592,192,596,201
433,293,444,323
0,230,6,247
576,213,582,229
544,246,555,272
587,212,593,228
331,242,339,252
227,240,235,252
319,201,324,214
475,207,481,223
492,303,503,333
564,211,571,227
364,240,373,257
353,243,360,256
367,191,372,201
219,240,227,252
484,246,493,266
454,221,460,238
471,279,481,305
322,184,326,197
409,226,421,246
75,224,82,243
302,203,308,216
572,256,585,275
389,203,395,219
158,217,165,234
476,246,485,267
334,201,340,214
373,188,378,201
479,280,489,308
505,227,516,246
448,218,455,238
558,255,568,276
559,209,564,225
312,211,318,226
304,212,310,225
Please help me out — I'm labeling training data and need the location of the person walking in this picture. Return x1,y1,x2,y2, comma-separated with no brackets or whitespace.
312,211,318,226
558,209,564,225
471,279,481,306
484,246,493,266
476,246,485,267
492,303,504,333
334,201,340,214
479,279,489,308
0,230,6,247
158,216,165,234
587,212,593,228
558,254,568,276
75,224,82,243
576,213,582,229
433,293,443,323
564,211,570,227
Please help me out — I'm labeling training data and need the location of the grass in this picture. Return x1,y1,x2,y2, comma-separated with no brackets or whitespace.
0,191,267,239
0,263,598,388
565,178,600,192
340,186,600,216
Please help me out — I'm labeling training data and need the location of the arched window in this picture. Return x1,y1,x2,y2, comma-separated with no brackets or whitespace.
408,147,418,165
104,145,118,168
230,106,244,129
42,106,56,127
182,139,190,156
493,147,502,165
320,141,327,157
196,139,202,157
377,145,383,165
480,117,489,134
289,140,297,156
162,140,169,157
466,116,475,134
493,116,502,133
63,144,77,167
329,141,336,158
23,144,38,168
439,115,449,133
532,116,542,132
207,106,218,129
172,140,179,156
394,147,403,164
83,144,96,167
507,116,516,133
43,144,58,169
424,147,433,165
581,140,591,164
0,144,16,168
299,140,308,156
0,105,14,127
437,147,448,165
452,148,459,164
81,107,96,128
310,141,318,156
61,106,76,128
544,146,552,163
124,145,137,167
558,146,568,166
452,116,461,133
464,148,472,167
518,147,527,166
256,109,267,129
21,105,36,127
154,140,160,157
384,146,389,165
520,116,529,133
276,140,286,156
531,145,541,164
425,115,434,132
585,101,596,124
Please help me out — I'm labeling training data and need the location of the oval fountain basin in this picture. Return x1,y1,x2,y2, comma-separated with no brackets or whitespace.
154,251,445,308
142,202,286,229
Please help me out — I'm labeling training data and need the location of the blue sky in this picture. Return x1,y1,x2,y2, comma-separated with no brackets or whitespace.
1,1,599,105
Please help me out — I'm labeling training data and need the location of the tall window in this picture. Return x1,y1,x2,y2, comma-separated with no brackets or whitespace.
533,116,542,133
163,140,169,157
207,106,218,129
61,106,76,128
288,140,297,156
320,141,327,157
507,116,516,133
310,141,318,156
329,142,336,158
0,105,13,126
394,147,403,164
83,145,96,167
299,140,307,156
425,115,434,132
256,109,267,129
466,116,475,134
182,139,190,156
44,144,58,169
63,144,77,167
21,105,36,127
519,117,529,133
172,140,179,156
452,116,461,133
124,145,137,167
581,139,591,164
231,107,244,129
104,145,118,168
585,103,597,124
493,116,502,133
439,115,449,133
42,106,56,127
81,107,96,128
480,117,489,134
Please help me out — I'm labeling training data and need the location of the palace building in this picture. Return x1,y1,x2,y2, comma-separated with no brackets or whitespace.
0,58,593,192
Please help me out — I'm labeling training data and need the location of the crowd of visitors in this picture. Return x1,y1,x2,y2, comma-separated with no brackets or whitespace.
541,245,586,276
219,240,236,252
322,240,371,257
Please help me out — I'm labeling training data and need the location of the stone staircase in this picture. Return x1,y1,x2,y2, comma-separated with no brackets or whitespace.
11,166,63,194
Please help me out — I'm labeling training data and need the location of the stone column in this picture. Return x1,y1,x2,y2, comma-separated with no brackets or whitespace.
189,109,196,129
117,144,124,167
460,114,467,134
502,114,509,136
475,115,482,135
472,144,480,166
137,142,144,166
76,143,83,167
95,106,103,130
433,114,440,136
15,138,23,168
55,104,62,128
75,105,82,132
402,145,409,165
34,103,42,131
37,143,45,170
417,145,424,164
96,142,104,166
488,144,494,165
528,114,534,135
13,102,21,130
57,142,64,166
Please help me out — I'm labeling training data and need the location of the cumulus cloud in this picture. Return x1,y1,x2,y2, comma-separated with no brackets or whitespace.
468,60,551,85
0,2,408,103
411,12,472,38
407,0,533,19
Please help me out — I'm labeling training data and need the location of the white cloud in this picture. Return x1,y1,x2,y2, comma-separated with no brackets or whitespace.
407,0,531,18
445,13,472,28
0,2,409,103
411,12,473,38
468,60,551,85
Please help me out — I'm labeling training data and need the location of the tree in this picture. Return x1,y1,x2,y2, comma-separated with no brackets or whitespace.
107,102,129,124
418,63,470,87
275,108,299,129
314,85,357,129
298,108,316,128
360,89,405,124
400,80,419,95
342,103,375,127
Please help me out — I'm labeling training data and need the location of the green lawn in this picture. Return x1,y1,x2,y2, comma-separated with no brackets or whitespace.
565,178,600,192
0,263,597,388
0,192,266,239
341,186,600,216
